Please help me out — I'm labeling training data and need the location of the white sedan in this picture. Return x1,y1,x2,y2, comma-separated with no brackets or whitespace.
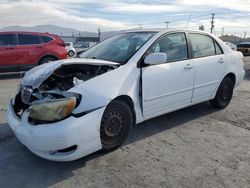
7,29,245,161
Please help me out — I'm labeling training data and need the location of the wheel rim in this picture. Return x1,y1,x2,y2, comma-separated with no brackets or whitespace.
101,110,126,145
43,58,50,64
221,83,232,102
69,51,74,56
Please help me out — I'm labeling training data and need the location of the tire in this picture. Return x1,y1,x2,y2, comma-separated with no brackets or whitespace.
68,50,75,57
39,56,57,65
100,100,133,151
210,77,234,109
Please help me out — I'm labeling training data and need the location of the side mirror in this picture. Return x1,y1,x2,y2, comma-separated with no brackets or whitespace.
144,53,167,65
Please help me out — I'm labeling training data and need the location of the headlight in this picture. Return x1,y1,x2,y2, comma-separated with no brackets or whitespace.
29,97,76,122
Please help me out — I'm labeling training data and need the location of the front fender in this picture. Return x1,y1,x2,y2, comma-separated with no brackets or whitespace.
69,63,140,114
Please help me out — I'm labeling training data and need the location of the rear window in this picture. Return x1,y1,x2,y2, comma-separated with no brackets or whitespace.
18,34,41,45
41,36,53,43
238,43,250,48
0,34,17,46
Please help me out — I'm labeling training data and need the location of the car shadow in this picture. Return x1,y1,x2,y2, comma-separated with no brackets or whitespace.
124,102,218,146
0,101,219,188
243,70,250,81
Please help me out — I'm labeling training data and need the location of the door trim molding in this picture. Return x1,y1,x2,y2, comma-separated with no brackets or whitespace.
144,87,193,102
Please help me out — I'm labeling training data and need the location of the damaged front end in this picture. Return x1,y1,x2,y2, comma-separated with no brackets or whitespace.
13,59,119,124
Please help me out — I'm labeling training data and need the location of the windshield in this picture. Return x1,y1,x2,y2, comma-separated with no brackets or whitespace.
80,32,156,64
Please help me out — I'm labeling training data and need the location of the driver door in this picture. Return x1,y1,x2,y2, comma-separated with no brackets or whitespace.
142,32,195,119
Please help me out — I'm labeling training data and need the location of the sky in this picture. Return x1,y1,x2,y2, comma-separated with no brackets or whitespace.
1,0,250,37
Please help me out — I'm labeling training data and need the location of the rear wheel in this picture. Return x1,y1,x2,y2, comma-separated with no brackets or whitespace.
100,100,133,151
39,56,57,65
210,77,234,109
68,50,75,57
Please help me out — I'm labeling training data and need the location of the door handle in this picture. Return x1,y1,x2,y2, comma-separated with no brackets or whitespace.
218,58,224,63
6,47,14,50
184,63,193,70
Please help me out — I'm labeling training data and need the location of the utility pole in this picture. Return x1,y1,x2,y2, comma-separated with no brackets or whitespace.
164,21,170,29
98,28,101,43
243,31,246,39
210,13,215,33
221,27,224,36
138,24,143,30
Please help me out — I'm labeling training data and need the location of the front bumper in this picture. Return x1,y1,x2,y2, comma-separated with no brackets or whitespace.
7,100,105,161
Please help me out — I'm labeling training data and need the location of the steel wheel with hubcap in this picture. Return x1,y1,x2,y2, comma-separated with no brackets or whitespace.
100,100,133,150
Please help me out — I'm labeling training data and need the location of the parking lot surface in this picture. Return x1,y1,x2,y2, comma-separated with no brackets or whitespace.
0,58,250,188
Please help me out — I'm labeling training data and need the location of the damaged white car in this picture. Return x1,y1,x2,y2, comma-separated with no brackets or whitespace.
8,29,245,161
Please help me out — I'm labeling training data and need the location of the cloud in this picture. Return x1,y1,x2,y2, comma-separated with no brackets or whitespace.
104,3,183,13
176,0,250,12
1,0,250,36
0,0,135,31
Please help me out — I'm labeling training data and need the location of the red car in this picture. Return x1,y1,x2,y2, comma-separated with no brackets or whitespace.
0,31,67,72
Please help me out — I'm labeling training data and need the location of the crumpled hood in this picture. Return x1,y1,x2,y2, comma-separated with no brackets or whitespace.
21,58,119,89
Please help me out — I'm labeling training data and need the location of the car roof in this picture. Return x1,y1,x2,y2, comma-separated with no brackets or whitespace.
238,42,250,45
0,31,55,36
120,28,212,35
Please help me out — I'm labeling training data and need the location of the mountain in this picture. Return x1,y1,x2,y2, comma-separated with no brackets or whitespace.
0,24,140,40
0,25,98,37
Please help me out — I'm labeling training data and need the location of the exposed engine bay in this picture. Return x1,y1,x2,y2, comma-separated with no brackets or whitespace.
13,63,118,122
39,64,115,91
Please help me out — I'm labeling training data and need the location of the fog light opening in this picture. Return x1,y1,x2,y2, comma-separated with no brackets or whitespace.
53,145,77,155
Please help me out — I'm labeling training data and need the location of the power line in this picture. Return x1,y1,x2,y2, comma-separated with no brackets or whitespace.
185,15,192,28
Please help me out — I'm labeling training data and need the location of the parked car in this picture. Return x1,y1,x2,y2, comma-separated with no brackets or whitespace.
225,41,237,51
0,31,67,72
8,29,245,161
237,42,250,56
76,49,87,57
65,42,76,57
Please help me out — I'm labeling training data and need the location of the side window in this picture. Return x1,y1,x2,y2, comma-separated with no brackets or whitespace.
147,33,188,63
41,36,53,43
215,42,223,55
0,34,17,46
18,34,41,45
189,34,216,58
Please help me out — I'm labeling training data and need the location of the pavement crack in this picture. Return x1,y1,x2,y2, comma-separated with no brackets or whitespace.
218,118,250,131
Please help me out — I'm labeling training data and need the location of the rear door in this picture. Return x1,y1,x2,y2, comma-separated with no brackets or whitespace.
187,33,226,103
0,33,17,67
16,34,44,66
142,32,195,119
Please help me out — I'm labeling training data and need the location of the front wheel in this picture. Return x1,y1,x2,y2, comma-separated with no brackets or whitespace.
100,100,133,151
210,77,234,109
